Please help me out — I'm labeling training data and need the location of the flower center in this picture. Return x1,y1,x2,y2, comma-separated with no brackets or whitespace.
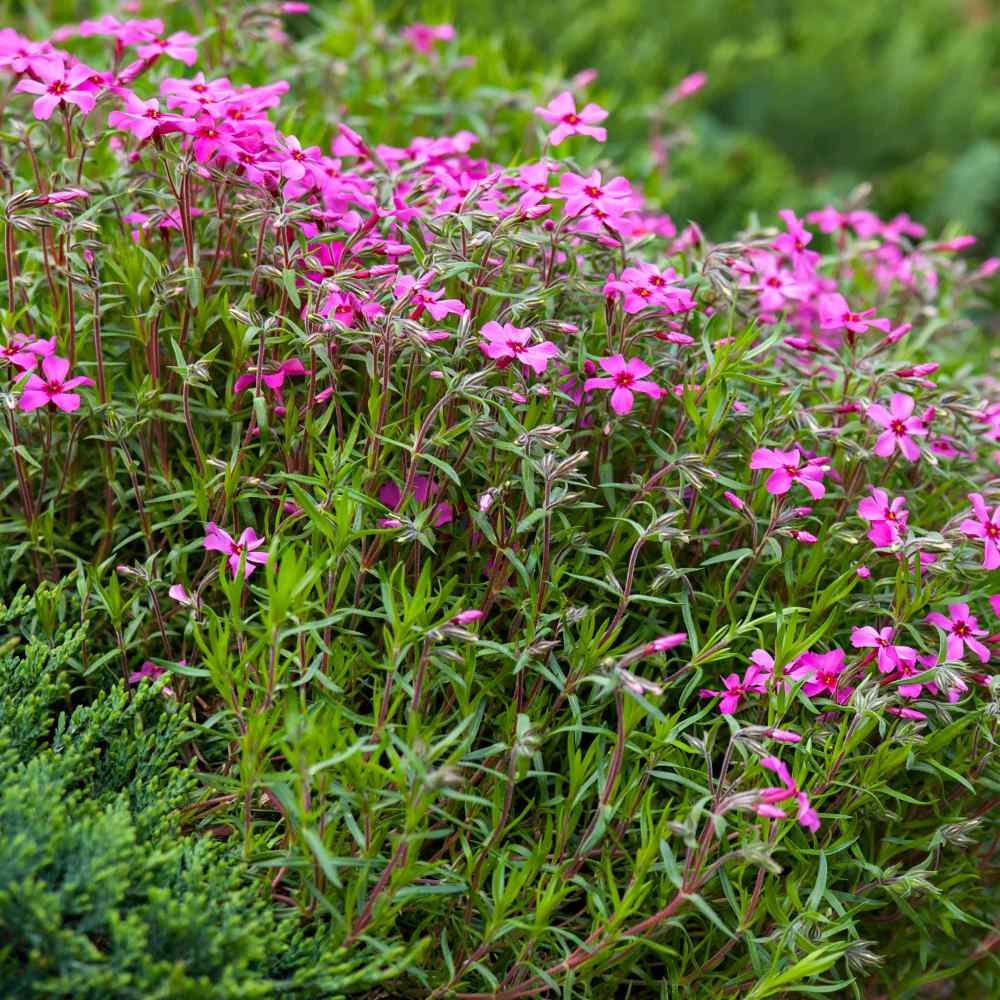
890,419,906,436
583,185,602,199
613,372,635,388
953,621,970,637
48,81,68,96
562,113,580,125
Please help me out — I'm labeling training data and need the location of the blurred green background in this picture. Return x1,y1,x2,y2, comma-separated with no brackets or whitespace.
380,0,1000,251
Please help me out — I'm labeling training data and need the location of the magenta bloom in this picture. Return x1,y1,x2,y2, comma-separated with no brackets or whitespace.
758,755,796,803
866,393,926,461
19,355,94,412
759,754,822,831
14,59,97,120
960,493,1000,570
643,633,687,655
583,355,661,415
796,793,820,833
851,625,916,674
534,91,608,145
784,649,851,703
479,321,558,375
771,209,814,261
925,604,990,663
128,660,175,696
108,94,182,141
233,358,306,395
666,71,707,105
1,333,55,370
401,22,455,53
857,488,908,547
379,476,452,528
203,522,269,578
818,293,891,335
135,30,199,66
265,134,323,183
556,170,633,217
603,263,693,315
128,660,162,685
699,649,772,715
749,447,826,500
451,609,483,626
393,274,466,321
700,667,767,715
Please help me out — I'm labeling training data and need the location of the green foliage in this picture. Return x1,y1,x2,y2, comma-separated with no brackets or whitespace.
0,2,997,997
0,595,418,998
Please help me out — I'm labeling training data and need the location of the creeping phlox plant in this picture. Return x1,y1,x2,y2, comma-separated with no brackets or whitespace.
0,4,998,997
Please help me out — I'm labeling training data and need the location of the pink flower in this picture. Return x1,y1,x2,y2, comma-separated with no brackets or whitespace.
451,609,483,625
699,649,772,714
866,393,926,461
666,71,707,105
379,476,452,528
203,522,269,578
700,667,767,715
925,604,990,663
392,274,466,321
818,293,891,335
480,321,558,375
583,355,662,415
856,565,871,579
264,134,323,183
771,209,815,262
764,728,801,743
789,529,817,544
857,488,908,547
14,59,97,120
960,493,1000,570
135,30,199,66
850,625,916,674
233,358,306,395
401,22,455,54
128,660,175,696
129,660,165,684
18,355,94,412
556,170,633,218
643,633,687,654
182,116,243,164
534,91,608,145
168,583,200,610
603,263,694,315
784,649,851,703
758,755,796,802
1,333,55,370
749,448,826,499
108,93,182,141
796,792,820,833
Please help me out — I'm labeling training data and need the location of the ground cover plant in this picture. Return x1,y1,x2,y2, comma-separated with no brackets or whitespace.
0,3,998,997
